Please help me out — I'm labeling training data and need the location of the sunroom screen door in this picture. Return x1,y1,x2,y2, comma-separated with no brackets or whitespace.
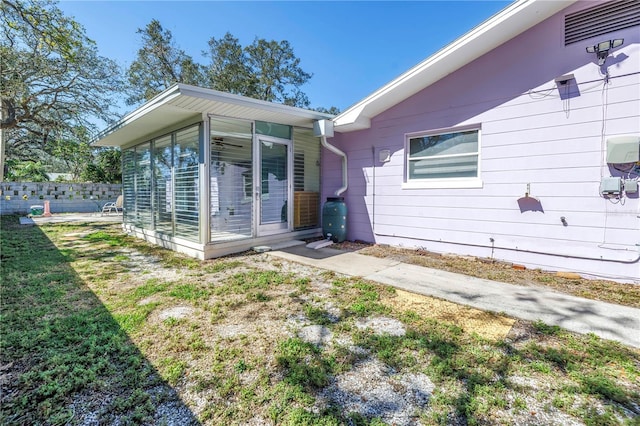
258,137,291,235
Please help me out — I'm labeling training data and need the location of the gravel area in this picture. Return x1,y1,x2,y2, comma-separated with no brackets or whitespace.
9,223,636,425
316,358,434,426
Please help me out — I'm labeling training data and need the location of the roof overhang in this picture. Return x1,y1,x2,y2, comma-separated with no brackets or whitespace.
94,84,334,147
333,0,576,133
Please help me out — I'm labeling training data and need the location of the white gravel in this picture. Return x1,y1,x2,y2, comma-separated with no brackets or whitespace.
158,306,194,320
298,324,333,346
355,316,406,336
315,357,434,425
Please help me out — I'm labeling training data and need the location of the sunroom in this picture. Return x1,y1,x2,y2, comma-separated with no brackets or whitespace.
95,84,334,259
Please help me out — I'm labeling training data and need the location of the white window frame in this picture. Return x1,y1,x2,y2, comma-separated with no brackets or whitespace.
402,124,483,189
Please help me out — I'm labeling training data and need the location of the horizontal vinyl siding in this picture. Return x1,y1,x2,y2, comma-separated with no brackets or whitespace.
330,6,639,281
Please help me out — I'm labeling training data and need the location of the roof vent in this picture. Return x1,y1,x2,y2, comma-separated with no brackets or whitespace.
565,0,640,46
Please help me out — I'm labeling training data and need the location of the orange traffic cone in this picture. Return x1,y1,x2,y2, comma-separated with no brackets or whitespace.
43,200,52,217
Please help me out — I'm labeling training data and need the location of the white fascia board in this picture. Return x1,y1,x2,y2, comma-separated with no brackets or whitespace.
333,0,576,132
94,83,335,146
177,84,334,121
93,84,182,145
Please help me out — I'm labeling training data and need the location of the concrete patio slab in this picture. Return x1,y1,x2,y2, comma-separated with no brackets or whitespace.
18,217,36,225
18,213,123,225
269,245,400,277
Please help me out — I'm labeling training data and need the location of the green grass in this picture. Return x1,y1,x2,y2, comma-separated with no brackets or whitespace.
159,356,188,386
2,215,639,425
205,260,244,273
304,304,335,325
169,283,210,300
0,216,192,424
276,337,337,389
532,319,562,335
132,278,169,299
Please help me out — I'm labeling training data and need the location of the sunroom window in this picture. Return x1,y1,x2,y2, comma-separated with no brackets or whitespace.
405,127,481,188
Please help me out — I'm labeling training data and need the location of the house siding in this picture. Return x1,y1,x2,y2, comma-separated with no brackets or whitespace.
324,1,640,282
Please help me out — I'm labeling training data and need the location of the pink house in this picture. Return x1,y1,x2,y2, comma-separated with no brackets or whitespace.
324,0,640,283
96,0,638,283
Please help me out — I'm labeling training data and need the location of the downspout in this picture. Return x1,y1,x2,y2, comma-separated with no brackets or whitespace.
315,120,347,196
321,136,347,196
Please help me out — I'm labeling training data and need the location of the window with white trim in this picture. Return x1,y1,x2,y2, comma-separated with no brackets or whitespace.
405,127,481,187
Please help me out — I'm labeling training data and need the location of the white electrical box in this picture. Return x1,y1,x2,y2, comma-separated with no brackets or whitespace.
606,136,640,163
313,120,334,137
624,179,638,194
600,177,622,195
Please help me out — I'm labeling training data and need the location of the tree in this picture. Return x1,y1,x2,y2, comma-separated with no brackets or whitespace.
5,159,49,181
0,0,124,180
126,19,205,105
94,148,121,183
205,32,254,95
244,38,312,107
128,20,313,108
50,126,93,180
314,106,341,115
205,34,312,107
50,139,92,180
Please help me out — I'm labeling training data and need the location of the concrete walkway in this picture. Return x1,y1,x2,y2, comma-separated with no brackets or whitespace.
19,212,123,225
267,245,640,348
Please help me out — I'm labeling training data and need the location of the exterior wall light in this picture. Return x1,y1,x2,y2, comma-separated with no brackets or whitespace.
586,39,624,65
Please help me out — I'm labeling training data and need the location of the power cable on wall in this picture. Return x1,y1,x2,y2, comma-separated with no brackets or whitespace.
526,71,639,98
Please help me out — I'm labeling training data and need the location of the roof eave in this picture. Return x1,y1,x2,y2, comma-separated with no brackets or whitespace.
93,84,335,147
177,84,334,121
93,84,183,146
333,0,576,132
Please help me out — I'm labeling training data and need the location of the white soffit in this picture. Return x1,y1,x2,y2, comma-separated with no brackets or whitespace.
333,0,576,133
94,84,333,147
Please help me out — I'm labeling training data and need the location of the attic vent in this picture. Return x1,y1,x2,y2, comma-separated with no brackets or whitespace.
565,0,640,45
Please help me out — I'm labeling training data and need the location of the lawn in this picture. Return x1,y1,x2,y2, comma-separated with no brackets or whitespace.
1,215,639,425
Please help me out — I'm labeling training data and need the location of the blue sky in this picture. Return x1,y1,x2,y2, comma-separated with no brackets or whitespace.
59,1,510,114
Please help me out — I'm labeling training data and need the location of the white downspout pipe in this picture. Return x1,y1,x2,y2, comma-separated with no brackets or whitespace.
315,120,347,196
321,136,347,196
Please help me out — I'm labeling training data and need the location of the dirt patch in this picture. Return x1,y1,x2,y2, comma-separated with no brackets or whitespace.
158,306,195,321
384,289,515,341
355,317,406,337
298,325,333,346
352,244,640,308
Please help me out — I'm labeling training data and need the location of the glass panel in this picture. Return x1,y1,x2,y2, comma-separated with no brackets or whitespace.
292,128,320,230
135,143,152,228
256,121,291,139
122,148,136,225
409,130,478,158
153,135,173,235
174,125,200,241
260,140,288,224
211,116,253,140
210,117,253,242
409,154,479,179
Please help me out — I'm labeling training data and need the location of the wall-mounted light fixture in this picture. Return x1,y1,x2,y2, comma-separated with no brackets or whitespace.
586,39,624,65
